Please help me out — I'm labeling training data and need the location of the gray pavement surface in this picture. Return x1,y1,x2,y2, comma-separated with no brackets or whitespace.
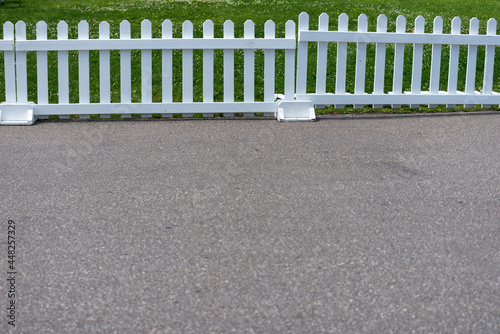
1,112,500,333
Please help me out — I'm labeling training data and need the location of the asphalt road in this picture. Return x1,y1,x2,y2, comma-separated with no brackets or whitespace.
1,112,500,333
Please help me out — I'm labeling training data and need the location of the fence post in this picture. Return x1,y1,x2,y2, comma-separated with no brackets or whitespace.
277,16,314,121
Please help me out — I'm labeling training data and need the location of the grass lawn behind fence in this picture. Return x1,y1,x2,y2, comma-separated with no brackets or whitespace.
0,0,499,115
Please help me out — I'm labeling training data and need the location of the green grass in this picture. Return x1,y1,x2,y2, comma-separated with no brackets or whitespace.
0,0,499,113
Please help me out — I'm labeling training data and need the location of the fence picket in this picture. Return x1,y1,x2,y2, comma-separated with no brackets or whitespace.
3,22,15,103
296,12,309,96
335,13,348,108
285,20,296,101
36,22,48,107
78,21,90,120
373,14,387,108
464,18,479,108
264,20,275,116
224,20,234,116
429,16,443,108
15,21,28,104
410,16,425,108
316,13,329,98
354,14,368,109
57,21,69,118
482,18,497,108
98,21,110,118
119,21,131,118
162,20,173,116
203,20,214,117
244,20,255,116
447,17,461,108
392,15,406,108
141,20,153,117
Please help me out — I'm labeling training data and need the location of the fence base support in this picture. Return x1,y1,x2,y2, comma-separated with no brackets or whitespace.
0,103,36,125
276,100,316,121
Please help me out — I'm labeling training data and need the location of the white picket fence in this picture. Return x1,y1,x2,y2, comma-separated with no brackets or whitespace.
1,12,499,125
297,13,500,109
1,19,314,124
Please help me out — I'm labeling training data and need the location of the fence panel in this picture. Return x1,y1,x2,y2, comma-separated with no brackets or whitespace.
3,19,296,121
296,12,500,108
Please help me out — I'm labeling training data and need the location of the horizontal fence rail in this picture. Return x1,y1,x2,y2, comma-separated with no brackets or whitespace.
296,12,499,109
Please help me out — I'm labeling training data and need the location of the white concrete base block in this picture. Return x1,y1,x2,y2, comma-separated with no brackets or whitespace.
276,100,316,121
0,103,36,125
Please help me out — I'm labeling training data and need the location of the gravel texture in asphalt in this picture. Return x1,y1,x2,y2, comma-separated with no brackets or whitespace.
1,112,499,333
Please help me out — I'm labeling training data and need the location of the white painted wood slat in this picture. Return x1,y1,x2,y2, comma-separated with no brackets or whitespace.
464,18,479,108
316,13,329,96
36,22,49,106
263,20,276,103
244,20,255,116
373,14,387,108
263,20,275,117
392,15,406,108
15,21,28,104
16,38,296,52
284,20,296,101
296,12,309,96
78,21,90,119
410,16,425,108
141,20,153,117
335,13,348,108
429,16,443,108
3,22,16,103
99,22,111,118
482,18,497,109
162,20,173,117
202,20,214,117
57,21,69,118
447,17,461,108
223,20,234,116
120,20,131,118
354,14,368,109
